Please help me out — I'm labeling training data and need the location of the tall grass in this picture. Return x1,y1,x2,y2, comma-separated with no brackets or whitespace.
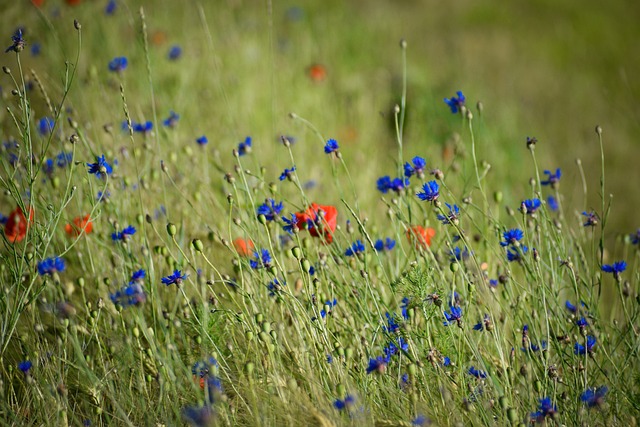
0,1,638,426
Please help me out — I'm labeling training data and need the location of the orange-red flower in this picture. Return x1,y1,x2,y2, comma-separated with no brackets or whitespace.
307,64,327,82
295,203,338,243
4,206,34,244
65,214,93,237
233,238,255,257
406,225,435,249
32,0,45,7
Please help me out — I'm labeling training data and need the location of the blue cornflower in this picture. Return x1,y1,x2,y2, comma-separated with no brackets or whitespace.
443,305,463,326
320,299,338,318
282,214,298,234
334,394,355,411
389,177,410,193
181,406,214,427
110,282,146,307
444,90,466,114
97,190,110,202
450,246,470,262
196,135,208,145
250,249,272,269
256,199,283,222
279,166,296,181
376,176,392,193
500,228,524,247
324,138,339,154
105,0,117,15
443,356,451,366
530,397,557,423
412,415,430,426
384,312,401,333
582,211,598,227
237,136,252,156
108,56,128,72
56,151,73,168
266,279,284,297
404,156,427,178
163,111,180,128
374,237,396,252
468,366,487,379
0,213,7,225
384,337,409,358
345,240,365,257
602,261,626,281
5,28,25,53
18,360,32,373
541,168,562,187
168,45,182,61
489,279,499,288
547,196,558,212
581,386,608,408
366,355,390,374
400,297,411,320
38,117,54,135
30,43,40,56
162,270,188,286
43,158,55,176
111,225,136,241
565,300,578,313
630,229,640,245
522,198,541,214
506,245,528,262
87,155,113,178
574,335,597,355
437,203,460,225
37,257,66,275
130,269,146,283
132,121,153,133
473,314,491,332
576,317,589,329
416,180,439,202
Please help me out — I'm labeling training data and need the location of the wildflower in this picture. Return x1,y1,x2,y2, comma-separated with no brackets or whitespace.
406,225,436,249
334,394,355,411
4,205,33,243
64,214,93,237
443,357,451,366
181,405,215,427
110,282,146,307
526,136,538,148
630,229,640,245
521,198,541,214
581,386,608,408
5,28,25,53
602,261,626,281
574,335,597,355
437,203,460,225
168,45,182,60
108,56,128,72
256,199,283,222
507,245,528,262
450,246,470,262
38,117,55,135
575,317,588,329
582,211,598,227
404,156,427,178
416,180,439,203
308,63,327,82
400,297,411,319
266,279,284,297
56,151,73,168
162,270,188,286
473,314,491,332
324,138,339,154
281,214,299,234
233,238,254,256
345,240,365,257
366,355,390,374
294,203,338,243
384,337,409,358
105,0,117,15
37,256,66,275
443,305,463,326
565,300,578,313
382,177,410,194
468,366,487,379
443,90,465,114
111,225,136,241
489,279,499,288
376,176,391,193
196,135,208,145
374,237,396,252
320,299,337,318
383,312,401,333
327,354,333,364
97,190,110,202
279,166,296,181
86,155,113,178
130,269,146,283
250,249,272,269
237,136,252,156
132,121,153,133
412,415,430,426
541,168,562,187
500,228,524,247
18,360,32,374
163,110,180,128
530,397,557,423
547,196,558,212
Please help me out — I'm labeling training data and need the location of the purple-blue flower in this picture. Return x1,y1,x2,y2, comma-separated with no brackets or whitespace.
530,397,557,423
279,166,296,181
416,180,439,202
108,56,128,72
87,155,113,178
507,245,528,262
324,138,339,154
345,240,365,257
374,237,396,252
163,110,180,128
111,225,136,241
541,168,561,187
161,269,188,286
500,228,524,247
581,386,607,408
443,305,462,326
522,198,541,214
250,249,272,269
38,117,55,136
5,29,25,53
444,91,465,114
468,366,487,379
437,203,460,225
582,211,598,227
168,45,182,61
196,135,208,145
237,137,252,156
105,0,117,15
257,199,283,222
602,261,626,275
334,394,355,410
37,257,65,275
404,156,427,178
574,335,597,355
18,360,32,373
366,355,390,374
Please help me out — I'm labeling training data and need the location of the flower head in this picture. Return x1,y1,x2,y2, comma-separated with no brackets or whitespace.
87,155,113,178
18,360,32,374
406,225,436,249
5,28,25,53
111,282,146,307
468,366,487,379
444,90,466,114
630,229,640,245
233,238,254,256
522,198,541,215
345,240,365,257
196,135,208,145
602,261,626,275
64,214,93,237
404,156,427,178
250,249,272,269
324,138,339,154
111,225,136,241
581,386,608,408
131,120,153,134
416,180,440,203
443,305,463,326
162,270,188,286
37,256,66,275
293,203,338,243
574,335,597,355
108,56,128,72
334,394,355,411
256,199,283,222
541,168,562,187
582,211,598,227
38,117,55,136
507,245,528,262
4,206,33,243
501,228,524,247
105,0,117,15
374,237,396,252
237,137,252,156
163,111,180,128
530,397,557,423
547,196,558,212
168,45,182,61
437,203,460,225
366,355,390,374
279,166,296,181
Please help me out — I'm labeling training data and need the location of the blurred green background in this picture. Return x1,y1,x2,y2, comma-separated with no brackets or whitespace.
3,0,638,232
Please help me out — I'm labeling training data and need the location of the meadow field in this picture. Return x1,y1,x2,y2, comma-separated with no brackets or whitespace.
1,0,639,425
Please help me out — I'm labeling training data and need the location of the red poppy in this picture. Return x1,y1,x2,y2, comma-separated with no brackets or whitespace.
295,203,337,243
307,64,327,82
4,206,34,244
32,0,45,7
406,225,436,249
64,214,93,237
233,238,255,257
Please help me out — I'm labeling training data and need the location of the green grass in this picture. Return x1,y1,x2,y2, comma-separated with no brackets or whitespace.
0,1,639,426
